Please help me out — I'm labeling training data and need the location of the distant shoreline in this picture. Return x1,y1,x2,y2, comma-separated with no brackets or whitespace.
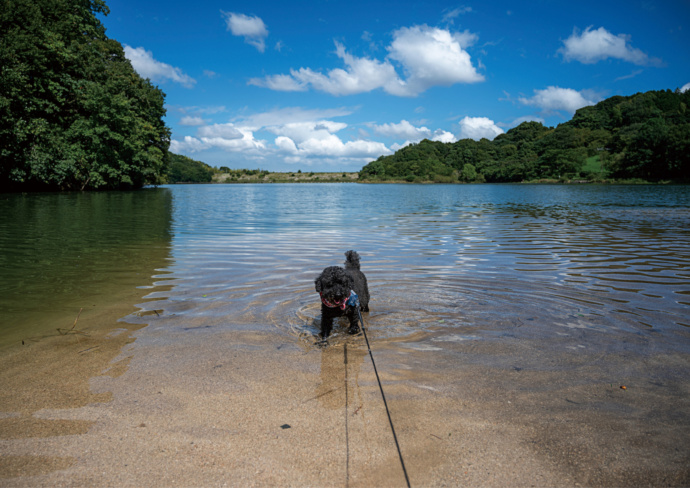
175,172,687,185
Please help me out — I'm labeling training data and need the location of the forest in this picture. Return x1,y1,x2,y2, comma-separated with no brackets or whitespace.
359,89,690,183
0,0,170,191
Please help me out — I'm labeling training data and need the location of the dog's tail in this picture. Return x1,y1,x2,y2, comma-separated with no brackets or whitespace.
344,250,361,270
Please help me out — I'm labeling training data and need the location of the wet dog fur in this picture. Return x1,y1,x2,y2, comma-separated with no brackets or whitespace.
314,250,370,339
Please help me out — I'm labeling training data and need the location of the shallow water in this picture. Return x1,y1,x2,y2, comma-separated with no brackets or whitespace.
2,183,690,485
2,183,689,351
0,190,173,348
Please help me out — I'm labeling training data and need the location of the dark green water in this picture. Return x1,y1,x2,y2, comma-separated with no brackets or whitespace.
0,190,173,348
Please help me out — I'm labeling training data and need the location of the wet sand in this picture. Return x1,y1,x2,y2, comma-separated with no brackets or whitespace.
1,304,689,487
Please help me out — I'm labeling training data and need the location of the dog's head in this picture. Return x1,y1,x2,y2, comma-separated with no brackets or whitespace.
315,266,353,309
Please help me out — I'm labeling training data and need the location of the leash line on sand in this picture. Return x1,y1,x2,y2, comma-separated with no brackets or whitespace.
357,309,412,488
344,344,350,487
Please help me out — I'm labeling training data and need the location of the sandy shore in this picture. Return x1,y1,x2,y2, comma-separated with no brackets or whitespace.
1,303,689,487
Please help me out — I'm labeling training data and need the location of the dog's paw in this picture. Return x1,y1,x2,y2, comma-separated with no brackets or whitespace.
347,325,361,335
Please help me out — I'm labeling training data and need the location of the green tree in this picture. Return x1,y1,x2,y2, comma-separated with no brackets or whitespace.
460,163,477,182
0,0,170,191
167,153,214,183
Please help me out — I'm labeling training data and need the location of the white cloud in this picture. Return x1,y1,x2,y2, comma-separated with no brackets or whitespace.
171,124,265,154
458,117,504,141
123,45,196,88
171,107,390,167
372,120,431,139
681,83,690,93
559,26,661,66
370,120,457,144
180,116,206,126
249,25,483,97
387,25,483,95
390,141,414,151
370,119,458,145
296,135,390,158
237,107,355,131
267,121,348,144
170,136,207,153
222,12,268,52
252,42,403,96
275,136,298,153
197,123,245,140
432,130,457,143
518,86,599,113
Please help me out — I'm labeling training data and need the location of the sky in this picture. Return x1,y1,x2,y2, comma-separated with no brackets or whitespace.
101,0,690,172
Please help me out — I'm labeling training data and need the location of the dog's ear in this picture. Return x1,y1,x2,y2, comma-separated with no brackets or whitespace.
315,274,323,292
345,274,354,289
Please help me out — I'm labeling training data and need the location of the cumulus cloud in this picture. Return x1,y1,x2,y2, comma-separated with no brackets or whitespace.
292,135,390,158
123,45,196,88
518,86,599,113
170,124,265,154
249,25,483,97
681,83,690,93
387,25,483,94
222,12,268,52
170,107,391,167
432,130,457,143
251,42,402,96
457,117,504,141
267,119,390,159
559,26,662,66
372,120,431,139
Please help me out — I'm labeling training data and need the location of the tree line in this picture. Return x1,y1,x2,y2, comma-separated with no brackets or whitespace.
359,89,690,183
1,0,170,191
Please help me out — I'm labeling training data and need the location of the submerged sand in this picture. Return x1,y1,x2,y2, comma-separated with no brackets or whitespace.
0,303,689,487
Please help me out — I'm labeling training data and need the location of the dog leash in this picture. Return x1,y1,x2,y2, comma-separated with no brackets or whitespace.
357,307,412,488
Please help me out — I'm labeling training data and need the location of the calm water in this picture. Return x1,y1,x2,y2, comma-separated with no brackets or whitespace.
1,184,689,351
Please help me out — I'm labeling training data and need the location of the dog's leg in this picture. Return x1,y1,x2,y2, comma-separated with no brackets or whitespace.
346,308,360,335
320,306,334,339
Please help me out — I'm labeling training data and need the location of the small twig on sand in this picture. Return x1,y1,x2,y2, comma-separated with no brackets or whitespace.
57,308,89,336
71,308,83,330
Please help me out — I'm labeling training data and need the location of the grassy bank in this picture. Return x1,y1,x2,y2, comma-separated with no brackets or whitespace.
212,170,360,183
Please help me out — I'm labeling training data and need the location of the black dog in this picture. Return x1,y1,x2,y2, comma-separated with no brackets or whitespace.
315,250,370,340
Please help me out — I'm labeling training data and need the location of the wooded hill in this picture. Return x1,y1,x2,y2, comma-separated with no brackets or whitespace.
359,89,690,183
0,0,170,191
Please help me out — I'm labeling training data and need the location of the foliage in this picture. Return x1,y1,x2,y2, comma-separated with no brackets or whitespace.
0,0,170,191
166,153,214,183
360,89,690,183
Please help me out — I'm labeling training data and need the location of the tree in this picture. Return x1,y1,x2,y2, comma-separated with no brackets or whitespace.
0,0,170,191
460,163,477,182
167,153,214,183
358,89,690,183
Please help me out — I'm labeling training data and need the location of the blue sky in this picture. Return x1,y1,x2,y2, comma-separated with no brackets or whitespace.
102,0,690,172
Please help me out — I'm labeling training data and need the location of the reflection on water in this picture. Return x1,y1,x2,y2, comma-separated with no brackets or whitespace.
2,183,689,356
0,190,173,346
132,184,690,346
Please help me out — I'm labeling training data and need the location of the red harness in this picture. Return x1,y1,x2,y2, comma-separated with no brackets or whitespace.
320,293,348,310
320,290,358,310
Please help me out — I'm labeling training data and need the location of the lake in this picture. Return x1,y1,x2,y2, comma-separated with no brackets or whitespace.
2,183,690,348
1,183,690,484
